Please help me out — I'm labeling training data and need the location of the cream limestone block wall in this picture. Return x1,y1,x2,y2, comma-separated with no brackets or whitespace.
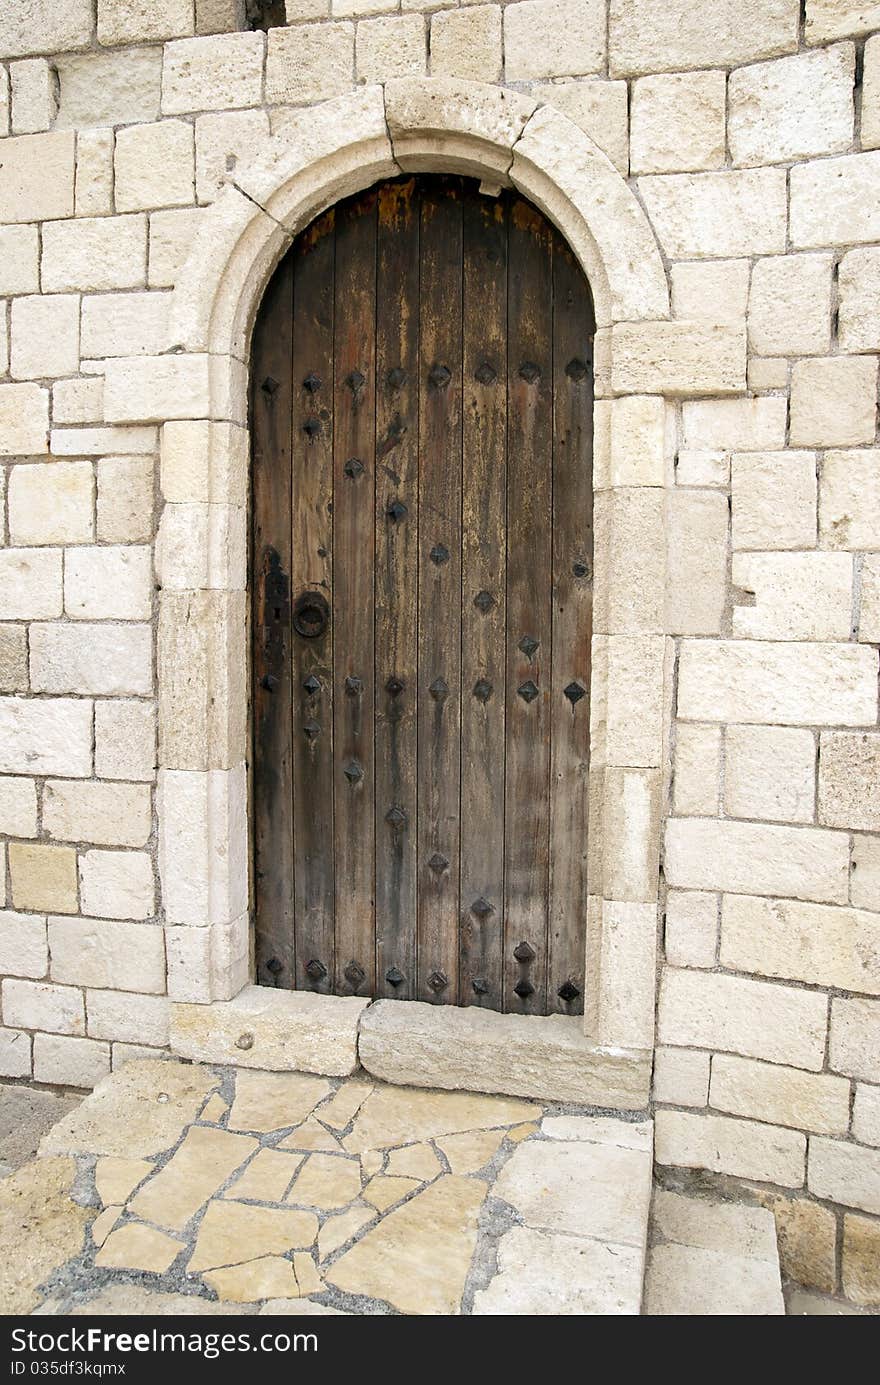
0,0,879,1302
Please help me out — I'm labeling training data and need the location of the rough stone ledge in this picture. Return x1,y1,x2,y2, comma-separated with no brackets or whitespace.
170,986,368,1077
358,999,652,1109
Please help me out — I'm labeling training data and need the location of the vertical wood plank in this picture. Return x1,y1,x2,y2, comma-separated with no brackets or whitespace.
290,211,336,993
332,190,378,997
417,180,463,1005
549,230,594,1017
504,196,554,1015
252,253,295,988
374,178,420,1001
459,188,507,1009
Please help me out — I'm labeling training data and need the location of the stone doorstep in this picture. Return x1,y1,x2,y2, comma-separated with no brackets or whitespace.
169,987,652,1109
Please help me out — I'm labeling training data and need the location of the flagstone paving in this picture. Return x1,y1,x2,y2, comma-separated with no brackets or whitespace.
2,1058,654,1315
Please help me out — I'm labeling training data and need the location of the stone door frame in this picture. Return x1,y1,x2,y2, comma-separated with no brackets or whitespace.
147,78,675,1107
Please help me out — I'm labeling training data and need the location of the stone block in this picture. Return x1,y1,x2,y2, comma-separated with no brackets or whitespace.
758,1194,837,1294
8,844,78,915
711,1055,850,1136
430,7,502,82
652,1047,710,1107
357,16,426,81
0,911,47,979
172,985,368,1079
851,834,880,911
0,226,39,297
790,356,877,447
666,818,849,904
805,1,880,44
33,1034,111,1088
165,918,248,1002
10,58,57,134
8,463,93,545
75,129,114,217
729,45,854,165
95,700,156,783
162,32,264,114
808,1138,880,1215
2,979,84,1038
791,151,880,247
49,917,165,993
682,397,787,451
732,551,852,641
0,132,75,224
0,698,92,778
724,725,816,824
265,23,354,104
863,33,880,149
114,120,195,213
655,1109,805,1188
664,890,717,968
630,71,725,175
64,546,152,622
530,80,628,175
608,0,799,77
10,295,80,381
842,1214,880,1306
55,50,163,129
853,1086,880,1147
51,426,156,457
748,253,833,357
658,967,827,1071
197,0,247,31
731,451,817,550
0,549,63,621
158,589,245,771
677,640,878,727
358,998,651,1106
97,457,154,544
195,109,270,203
638,169,787,259
81,293,170,360
42,216,147,293
590,634,665,768
610,321,746,396
0,0,94,58
839,247,880,351
0,780,38,838
819,450,880,551
593,395,667,489
592,488,665,634
87,991,170,1047
0,1029,31,1079
0,628,29,693
672,723,720,819
97,0,195,45
43,781,152,850
666,491,727,634
585,897,657,1047
721,893,880,994
748,357,789,390
504,0,605,81
818,732,880,832
670,259,750,325
830,996,880,1081
103,355,210,423
158,767,247,926
30,623,152,697
0,384,49,457
675,451,728,487
148,208,205,288
52,377,104,426
79,850,155,921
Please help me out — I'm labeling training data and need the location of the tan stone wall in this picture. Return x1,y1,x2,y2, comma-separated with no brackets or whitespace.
0,0,879,1303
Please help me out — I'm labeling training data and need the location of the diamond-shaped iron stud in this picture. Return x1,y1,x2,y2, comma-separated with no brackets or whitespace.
260,674,278,692
513,940,536,963
344,457,364,480
473,679,493,703
474,590,495,614
261,376,279,396
518,680,539,703
427,970,449,993
565,357,590,382
475,361,497,385
266,957,283,976
303,372,322,393
345,960,366,991
386,676,405,697
471,897,494,918
519,361,541,384
428,364,451,389
472,977,489,995
303,720,321,740
385,966,405,988
572,560,590,579
303,417,321,438
428,852,449,874
564,681,586,705
387,367,407,390
387,499,408,523
346,369,365,393
345,675,363,696
343,760,363,784
429,678,448,700
303,674,321,696
385,805,407,828
430,544,450,566
518,635,539,659
514,978,535,999
557,980,581,1003
305,958,327,982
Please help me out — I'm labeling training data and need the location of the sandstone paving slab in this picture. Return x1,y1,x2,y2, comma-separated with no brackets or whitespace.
95,1222,185,1274
279,1118,344,1153
363,1175,421,1211
652,1188,779,1262
95,1156,154,1207
293,1251,323,1295
492,1138,653,1248
228,1070,331,1133
325,1175,487,1314
0,1156,93,1315
260,1298,345,1315
508,1122,539,1142
541,1115,653,1151
316,1081,373,1131
35,1287,250,1316
345,1084,540,1152
786,1288,866,1315
438,1129,506,1174
40,1060,220,1159
200,1093,229,1124
204,1255,302,1302
359,1149,383,1177
287,1152,362,1210
0,1084,82,1169
385,1141,442,1180
129,1125,258,1231
224,1147,303,1202
644,1243,784,1315
188,1199,318,1271
317,1206,376,1260
91,1204,121,1247
473,1227,644,1315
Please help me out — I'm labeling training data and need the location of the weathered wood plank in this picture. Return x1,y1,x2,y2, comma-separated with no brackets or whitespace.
332,190,378,998
459,190,507,1009
374,178,420,1001
252,252,295,989
290,210,336,994
503,196,554,1015
417,180,463,1005
549,230,594,1017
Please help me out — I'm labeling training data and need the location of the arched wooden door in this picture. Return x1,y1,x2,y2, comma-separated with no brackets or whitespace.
251,175,594,1017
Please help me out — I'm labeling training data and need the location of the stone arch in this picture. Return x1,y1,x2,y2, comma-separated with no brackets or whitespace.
160,78,671,1105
